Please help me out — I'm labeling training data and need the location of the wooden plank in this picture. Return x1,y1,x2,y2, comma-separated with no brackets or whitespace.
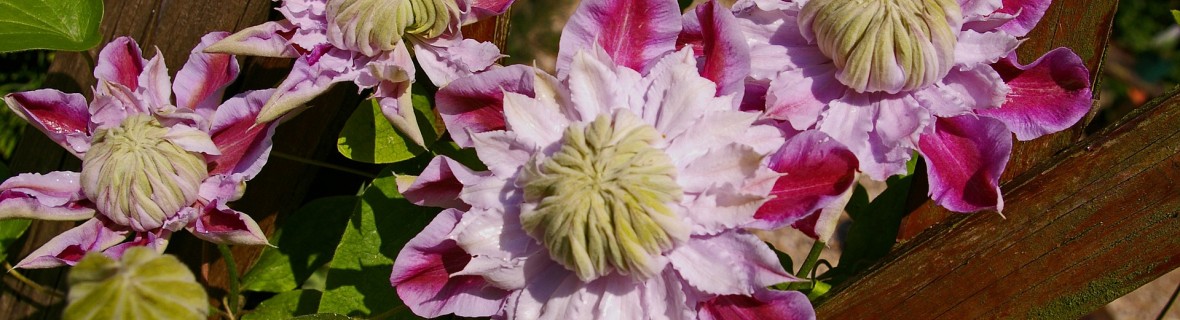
897,0,1120,241
816,90,1180,319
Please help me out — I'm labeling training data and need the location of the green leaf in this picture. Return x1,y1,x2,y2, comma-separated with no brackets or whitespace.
240,197,357,293
316,168,440,317
65,248,208,319
824,175,914,285
336,90,445,164
242,290,323,320
0,0,103,52
291,313,352,320
678,0,695,11
1173,10,1180,24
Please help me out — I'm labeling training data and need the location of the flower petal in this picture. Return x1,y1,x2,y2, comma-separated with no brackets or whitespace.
186,200,269,246
401,156,482,209
467,0,515,22
15,218,129,269
436,65,535,148
977,48,1092,141
204,21,301,58
256,53,352,123
502,91,569,149
678,1,751,101
392,209,510,318
752,130,858,230
165,124,220,155
208,89,279,178
697,289,817,320
764,64,843,130
175,32,241,119
557,0,682,77
996,0,1052,37
470,130,535,179
95,37,147,90
667,231,795,295
918,115,1011,213
954,30,1020,67
0,172,96,221
3,89,92,155
137,48,173,110
412,36,503,87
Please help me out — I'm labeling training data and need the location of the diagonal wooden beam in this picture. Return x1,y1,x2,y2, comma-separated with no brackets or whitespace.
816,89,1180,319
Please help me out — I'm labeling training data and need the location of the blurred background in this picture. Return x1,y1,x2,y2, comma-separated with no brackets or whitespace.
0,0,1176,318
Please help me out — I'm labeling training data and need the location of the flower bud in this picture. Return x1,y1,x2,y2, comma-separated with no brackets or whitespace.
81,115,208,232
800,0,961,93
326,0,460,56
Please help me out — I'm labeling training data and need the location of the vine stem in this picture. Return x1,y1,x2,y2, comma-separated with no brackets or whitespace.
217,244,241,319
795,240,826,278
4,262,64,298
271,151,377,179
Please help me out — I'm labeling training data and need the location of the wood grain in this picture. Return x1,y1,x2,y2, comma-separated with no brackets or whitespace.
897,0,1120,241
817,89,1180,319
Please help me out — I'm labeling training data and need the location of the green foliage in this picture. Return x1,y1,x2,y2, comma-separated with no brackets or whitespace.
0,162,30,263
315,167,440,317
822,175,914,285
336,91,444,164
1173,10,1180,24
291,314,352,320
0,0,104,52
240,196,357,293
65,248,208,320
0,52,51,160
242,290,323,320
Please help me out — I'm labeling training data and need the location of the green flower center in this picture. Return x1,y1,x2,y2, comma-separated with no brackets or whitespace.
801,0,961,93
519,112,687,281
326,0,459,55
81,115,208,232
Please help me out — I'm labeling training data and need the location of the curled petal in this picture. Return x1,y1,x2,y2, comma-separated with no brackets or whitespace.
996,0,1052,37
436,65,536,147
256,56,346,123
15,218,129,269
678,0,752,102
557,0,682,77
208,89,279,178
667,231,795,295
412,36,503,87
466,0,515,23
186,200,269,246
0,172,96,221
978,48,1092,141
175,32,241,119
102,229,172,259
697,289,817,320
402,156,481,209
3,89,92,155
764,64,843,130
164,125,220,155
205,21,301,58
752,130,858,230
919,115,1011,213
94,37,147,91
392,209,509,318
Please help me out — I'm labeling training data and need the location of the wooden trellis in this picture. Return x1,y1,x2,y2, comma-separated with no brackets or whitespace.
0,0,1172,319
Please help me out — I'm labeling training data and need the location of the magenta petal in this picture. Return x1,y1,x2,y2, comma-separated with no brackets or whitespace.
697,290,817,320
678,1,752,101
0,171,96,221
186,200,269,246
204,20,301,58
94,37,147,90
752,130,858,229
3,89,92,155
15,218,129,269
997,0,1051,37
256,56,348,123
103,230,171,259
208,89,279,178
413,35,502,87
436,65,535,148
919,115,1012,213
392,209,509,318
978,48,1092,141
402,156,481,210
557,0,682,77
668,231,795,295
175,32,242,117
467,0,515,21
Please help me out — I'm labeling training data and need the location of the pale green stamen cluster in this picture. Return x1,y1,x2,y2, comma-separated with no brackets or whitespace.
801,0,961,93
520,112,687,282
81,115,208,232
326,0,460,56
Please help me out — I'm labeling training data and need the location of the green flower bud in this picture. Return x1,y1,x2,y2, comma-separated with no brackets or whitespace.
520,112,688,282
801,0,962,93
65,248,208,320
326,0,460,56
81,115,208,232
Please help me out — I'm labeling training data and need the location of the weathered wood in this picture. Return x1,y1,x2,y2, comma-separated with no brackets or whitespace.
897,0,1120,241
817,89,1180,319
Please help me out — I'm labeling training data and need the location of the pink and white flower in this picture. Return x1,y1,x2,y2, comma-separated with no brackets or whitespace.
206,0,513,146
736,0,1092,213
0,34,275,268
390,0,855,318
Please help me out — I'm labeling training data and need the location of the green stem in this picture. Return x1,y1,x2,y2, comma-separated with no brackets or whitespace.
217,244,241,318
795,240,826,279
1157,282,1180,320
271,151,377,179
4,262,64,298
369,305,407,320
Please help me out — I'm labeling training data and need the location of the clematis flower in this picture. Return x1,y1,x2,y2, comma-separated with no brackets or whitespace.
735,0,1092,213
0,34,276,269
390,0,853,318
206,0,513,147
